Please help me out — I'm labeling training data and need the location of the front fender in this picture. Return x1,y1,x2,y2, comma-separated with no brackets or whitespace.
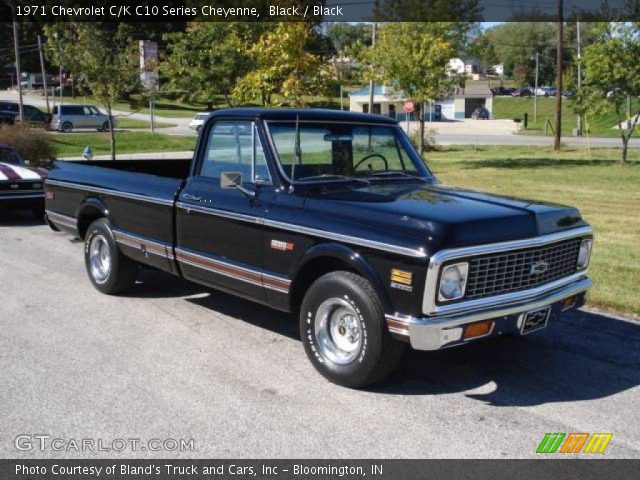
291,242,393,313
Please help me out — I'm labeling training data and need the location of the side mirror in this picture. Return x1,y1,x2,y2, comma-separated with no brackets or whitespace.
220,172,256,199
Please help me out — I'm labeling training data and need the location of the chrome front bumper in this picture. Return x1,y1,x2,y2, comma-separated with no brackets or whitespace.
386,277,591,351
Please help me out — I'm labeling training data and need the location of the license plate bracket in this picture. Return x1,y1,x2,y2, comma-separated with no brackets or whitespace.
520,307,551,334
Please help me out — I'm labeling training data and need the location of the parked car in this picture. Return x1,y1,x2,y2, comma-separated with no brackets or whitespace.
189,112,211,133
0,101,51,128
511,88,532,97
0,144,46,217
471,107,490,120
45,108,593,388
491,87,515,96
562,90,574,98
50,104,113,133
535,87,557,97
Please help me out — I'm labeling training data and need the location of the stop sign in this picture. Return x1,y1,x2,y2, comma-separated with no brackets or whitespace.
403,101,414,113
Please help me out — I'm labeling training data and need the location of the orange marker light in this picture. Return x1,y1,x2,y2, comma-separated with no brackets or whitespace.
463,320,494,340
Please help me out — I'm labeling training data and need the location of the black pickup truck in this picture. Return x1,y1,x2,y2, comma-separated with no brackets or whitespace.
45,109,593,387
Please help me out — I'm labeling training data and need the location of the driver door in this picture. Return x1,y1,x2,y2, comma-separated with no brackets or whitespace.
175,120,274,301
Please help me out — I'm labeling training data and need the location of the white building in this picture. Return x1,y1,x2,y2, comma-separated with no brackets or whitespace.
491,64,505,76
448,56,484,76
349,84,493,120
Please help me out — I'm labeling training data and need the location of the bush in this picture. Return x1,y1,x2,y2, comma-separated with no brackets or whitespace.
409,127,438,153
0,125,55,166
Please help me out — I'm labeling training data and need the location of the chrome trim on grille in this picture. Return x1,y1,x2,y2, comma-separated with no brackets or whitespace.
45,179,174,206
422,226,593,315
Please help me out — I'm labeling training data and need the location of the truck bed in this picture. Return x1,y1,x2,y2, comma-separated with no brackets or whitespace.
45,159,192,274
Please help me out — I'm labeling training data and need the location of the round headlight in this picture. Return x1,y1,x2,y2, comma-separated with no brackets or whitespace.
577,239,592,268
439,262,469,301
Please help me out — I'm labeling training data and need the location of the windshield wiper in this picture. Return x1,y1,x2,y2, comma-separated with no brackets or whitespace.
298,174,370,185
369,171,429,182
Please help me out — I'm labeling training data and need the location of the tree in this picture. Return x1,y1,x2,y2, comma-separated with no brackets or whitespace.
368,23,458,153
233,23,326,107
326,23,372,52
161,23,262,107
579,23,640,165
44,23,140,160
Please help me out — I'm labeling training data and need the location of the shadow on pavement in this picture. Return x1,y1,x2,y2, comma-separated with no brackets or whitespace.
0,210,45,227
128,268,640,405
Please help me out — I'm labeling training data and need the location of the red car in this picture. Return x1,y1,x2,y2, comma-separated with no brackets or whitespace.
0,144,46,217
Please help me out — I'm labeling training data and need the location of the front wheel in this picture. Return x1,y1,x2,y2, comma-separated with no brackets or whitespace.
300,271,406,388
84,218,138,294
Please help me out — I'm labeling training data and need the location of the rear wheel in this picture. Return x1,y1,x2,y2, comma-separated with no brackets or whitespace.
84,218,138,294
61,122,73,133
300,271,406,388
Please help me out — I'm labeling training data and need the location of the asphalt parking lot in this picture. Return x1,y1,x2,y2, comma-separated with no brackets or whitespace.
1,211,639,459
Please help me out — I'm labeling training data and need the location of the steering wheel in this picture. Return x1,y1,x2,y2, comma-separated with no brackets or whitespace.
354,153,389,171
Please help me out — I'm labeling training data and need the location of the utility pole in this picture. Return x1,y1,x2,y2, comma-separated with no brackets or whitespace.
37,35,50,113
12,0,24,124
54,32,63,108
554,0,563,150
534,52,539,124
576,20,582,135
368,21,377,115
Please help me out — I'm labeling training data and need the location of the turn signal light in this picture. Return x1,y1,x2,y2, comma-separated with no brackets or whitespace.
391,269,413,285
463,320,494,340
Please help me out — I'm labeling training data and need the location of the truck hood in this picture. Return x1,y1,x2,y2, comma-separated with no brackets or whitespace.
302,182,585,252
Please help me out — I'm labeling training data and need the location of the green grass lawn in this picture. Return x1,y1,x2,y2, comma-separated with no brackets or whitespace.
493,96,640,138
55,94,209,118
49,131,196,157
424,145,640,317
116,118,176,129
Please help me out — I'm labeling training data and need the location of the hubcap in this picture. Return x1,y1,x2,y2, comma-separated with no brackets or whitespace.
315,298,363,365
89,234,111,283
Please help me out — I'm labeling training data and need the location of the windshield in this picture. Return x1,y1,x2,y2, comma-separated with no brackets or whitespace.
267,122,432,183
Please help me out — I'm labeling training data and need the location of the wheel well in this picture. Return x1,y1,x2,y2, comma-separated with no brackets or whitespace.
77,206,105,239
289,256,359,313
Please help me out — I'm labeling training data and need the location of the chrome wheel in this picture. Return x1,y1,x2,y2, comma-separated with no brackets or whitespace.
315,298,362,365
89,234,111,284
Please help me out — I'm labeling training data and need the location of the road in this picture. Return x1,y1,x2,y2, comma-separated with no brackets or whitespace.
4,91,639,147
1,212,639,459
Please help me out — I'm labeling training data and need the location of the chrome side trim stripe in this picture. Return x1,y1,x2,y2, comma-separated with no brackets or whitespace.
45,210,77,231
175,247,291,294
113,230,175,261
176,202,263,224
422,226,594,316
0,193,45,199
46,179,174,206
177,202,427,259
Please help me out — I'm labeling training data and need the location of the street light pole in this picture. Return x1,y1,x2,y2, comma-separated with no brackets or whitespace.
534,52,539,124
368,21,377,115
12,0,24,124
576,20,582,136
554,0,564,151
38,35,50,113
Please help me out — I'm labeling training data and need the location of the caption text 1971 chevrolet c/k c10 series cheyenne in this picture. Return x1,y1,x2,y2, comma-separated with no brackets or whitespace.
44,109,593,387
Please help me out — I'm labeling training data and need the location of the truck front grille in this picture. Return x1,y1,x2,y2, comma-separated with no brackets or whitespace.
463,238,582,300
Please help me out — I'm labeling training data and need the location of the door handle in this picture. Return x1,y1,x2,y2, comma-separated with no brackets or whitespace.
183,193,201,202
